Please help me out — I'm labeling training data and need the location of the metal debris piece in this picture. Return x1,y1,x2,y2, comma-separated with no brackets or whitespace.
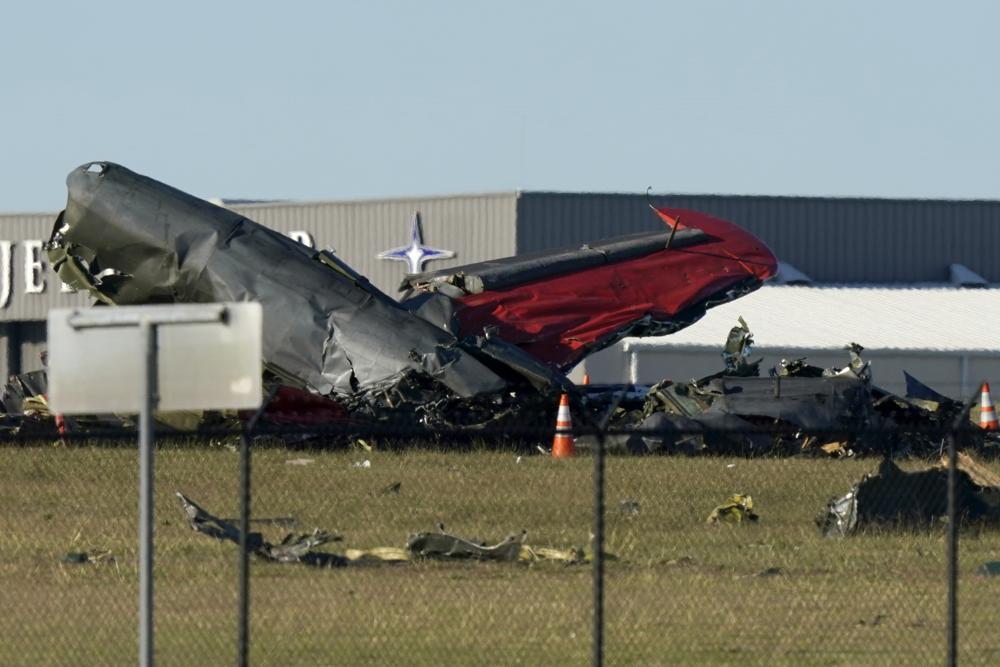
819,452,1000,537
0,370,48,415
707,494,759,525
406,528,527,561
176,491,343,566
819,488,859,538
405,527,589,564
721,316,760,376
381,481,402,495
263,529,339,563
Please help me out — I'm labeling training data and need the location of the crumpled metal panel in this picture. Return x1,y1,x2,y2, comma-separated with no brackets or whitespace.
47,162,506,400
703,375,874,431
819,454,1000,537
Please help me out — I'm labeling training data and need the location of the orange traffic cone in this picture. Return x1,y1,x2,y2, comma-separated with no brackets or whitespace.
552,393,576,458
581,373,590,386
980,382,998,430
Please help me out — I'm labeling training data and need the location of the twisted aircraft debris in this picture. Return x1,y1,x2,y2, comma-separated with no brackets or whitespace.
38,161,776,429
581,319,998,457
819,453,1000,537
2,162,994,454
177,492,590,565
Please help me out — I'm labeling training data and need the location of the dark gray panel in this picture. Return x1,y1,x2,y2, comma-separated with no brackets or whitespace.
516,193,1000,283
18,321,47,374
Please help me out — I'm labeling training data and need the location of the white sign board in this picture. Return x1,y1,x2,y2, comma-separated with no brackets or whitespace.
48,303,263,414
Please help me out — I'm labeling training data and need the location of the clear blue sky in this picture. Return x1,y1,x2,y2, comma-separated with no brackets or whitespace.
2,1,998,212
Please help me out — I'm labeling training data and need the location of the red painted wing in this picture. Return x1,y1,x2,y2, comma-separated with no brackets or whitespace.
452,208,777,369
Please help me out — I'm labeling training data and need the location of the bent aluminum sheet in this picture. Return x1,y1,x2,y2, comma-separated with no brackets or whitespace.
703,375,874,430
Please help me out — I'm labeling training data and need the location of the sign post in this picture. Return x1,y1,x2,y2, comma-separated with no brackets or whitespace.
138,319,156,667
48,303,263,667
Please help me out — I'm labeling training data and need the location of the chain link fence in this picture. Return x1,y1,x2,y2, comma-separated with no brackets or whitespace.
2,417,999,666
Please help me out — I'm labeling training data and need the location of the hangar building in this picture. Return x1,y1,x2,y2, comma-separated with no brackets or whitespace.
1,189,998,396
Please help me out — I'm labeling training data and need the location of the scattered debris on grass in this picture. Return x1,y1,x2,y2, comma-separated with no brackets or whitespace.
176,492,594,567
707,494,759,525
177,491,345,567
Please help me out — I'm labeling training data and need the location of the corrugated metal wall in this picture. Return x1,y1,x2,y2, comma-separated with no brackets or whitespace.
17,322,47,375
232,194,519,297
0,324,12,381
516,193,1000,283
0,321,48,381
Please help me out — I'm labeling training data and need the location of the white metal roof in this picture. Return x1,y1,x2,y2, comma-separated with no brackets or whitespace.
625,286,1000,353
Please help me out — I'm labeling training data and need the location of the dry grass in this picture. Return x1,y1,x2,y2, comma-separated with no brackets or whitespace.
2,443,1000,666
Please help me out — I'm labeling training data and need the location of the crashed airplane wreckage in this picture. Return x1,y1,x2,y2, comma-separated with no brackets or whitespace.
21,161,775,433
577,317,1000,456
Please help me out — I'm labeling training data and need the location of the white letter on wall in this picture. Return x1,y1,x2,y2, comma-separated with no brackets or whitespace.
0,241,12,308
287,231,315,248
24,240,46,294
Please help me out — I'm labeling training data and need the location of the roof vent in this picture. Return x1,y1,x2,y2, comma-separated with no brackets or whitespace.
949,263,988,288
773,261,813,285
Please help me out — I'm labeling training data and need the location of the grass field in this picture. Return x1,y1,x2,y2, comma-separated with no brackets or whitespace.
2,443,1000,666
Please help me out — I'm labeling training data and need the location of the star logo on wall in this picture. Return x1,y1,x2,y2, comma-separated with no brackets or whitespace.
377,212,455,274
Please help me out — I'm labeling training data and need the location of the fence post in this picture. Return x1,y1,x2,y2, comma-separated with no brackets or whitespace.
237,386,276,667
139,319,157,667
946,431,958,667
592,428,605,667
237,425,251,667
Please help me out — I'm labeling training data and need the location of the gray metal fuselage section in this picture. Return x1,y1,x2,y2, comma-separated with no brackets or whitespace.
47,162,506,400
